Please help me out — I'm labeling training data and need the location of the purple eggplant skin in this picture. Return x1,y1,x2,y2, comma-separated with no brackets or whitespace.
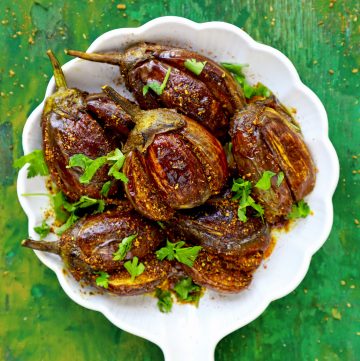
169,194,270,257
231,103,316,219
86,93,135,143
22,208,171,296
103,86,229,222
66,43,247,139
43,51,129,201
231,104,294,223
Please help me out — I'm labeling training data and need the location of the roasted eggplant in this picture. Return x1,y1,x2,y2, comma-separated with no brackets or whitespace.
22,208,170,295
66,43,247,138
42,51,131,201
103,86,228,221
231,103,316,222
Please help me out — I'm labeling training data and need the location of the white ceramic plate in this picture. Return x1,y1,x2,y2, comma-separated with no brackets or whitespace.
17,16,339,361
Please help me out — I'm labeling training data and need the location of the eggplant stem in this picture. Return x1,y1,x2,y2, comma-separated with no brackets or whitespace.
102,85,141,118
22,239,60,255
47,50,67,90
65,49,123,65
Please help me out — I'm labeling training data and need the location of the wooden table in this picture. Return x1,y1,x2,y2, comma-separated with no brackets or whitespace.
1,1,359,360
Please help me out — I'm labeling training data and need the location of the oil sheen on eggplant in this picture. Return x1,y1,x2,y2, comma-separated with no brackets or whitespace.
66,43,247,138
42,51,131,201
103,86,228,221
231,102,316,223
22,208,170,295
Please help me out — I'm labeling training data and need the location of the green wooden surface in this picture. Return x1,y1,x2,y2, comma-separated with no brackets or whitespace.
1,0,359,360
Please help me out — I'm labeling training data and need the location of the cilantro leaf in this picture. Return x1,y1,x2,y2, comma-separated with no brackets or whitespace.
221,62,271,99
67,148,127,184
184,58,207,76
124,257,145,281
95,271,110,288
173,277,201,304
221,63,247,76
67,154,107,184
14,150,49,178
143,67,171,96
255,171,277,190
56,212,79,235
156,240,202,267
155,288,173,313
113,233,138,261
287,200,311,219
231,178,264,222
34,220,51,239
277,171,285,187
100,181,111,197
107,148,128,183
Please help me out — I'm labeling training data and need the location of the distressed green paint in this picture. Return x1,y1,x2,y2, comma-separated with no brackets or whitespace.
0,0,359,360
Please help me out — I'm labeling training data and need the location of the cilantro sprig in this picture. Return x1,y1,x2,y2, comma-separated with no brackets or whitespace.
231,178,264,222
14,149,49,178
255,170,285,190
155,288,173,313
113,233,138,261
124,257,145,281
67,148,128,185
95,271,110,289
173,277,201,304
156,240,202,267
34,220,51,239
221,62,271,99
287,200,311,219
184,59,207,76
143,67,171,96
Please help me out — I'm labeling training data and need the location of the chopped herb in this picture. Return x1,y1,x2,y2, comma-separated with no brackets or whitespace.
222,62,271,99
107,148,128,183
34,220,51,239
287,200,311,219
56,212,79,235
184,58,207,75
124,257,145,281
100,181,112,197
173,277,201,304
157,221,166,229
156,240,202,267
255,171,276,190
231,178,264,222
155,288,173,313
113,233,138,261
143,67,171,96
67,148,127,184
221,63,247,76
95,271,110,288
56,195,105,235
277,171,285,187
67,154,107,184
13,149,49,178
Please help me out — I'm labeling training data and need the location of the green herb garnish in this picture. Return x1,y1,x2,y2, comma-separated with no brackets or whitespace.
100,181,111,197
231,178,264,222
67,148,128,184
124,257,145,281
287,200,311,219
222,62,271,99
113,233,138,261
34,220,51,239
13,149,49,178
277,171,285,187
173,277,201,304
184,58,207,75
143,67,171,96
156,240,202,267
155,288,173,313
255,171,277,190
95,271,110,289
